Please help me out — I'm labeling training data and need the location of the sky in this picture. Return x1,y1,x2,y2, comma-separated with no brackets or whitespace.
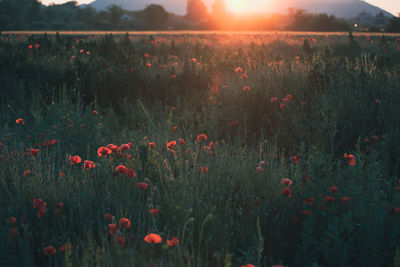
39,0,400,16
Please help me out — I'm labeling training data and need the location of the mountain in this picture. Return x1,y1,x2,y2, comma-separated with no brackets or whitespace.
88,0,394,19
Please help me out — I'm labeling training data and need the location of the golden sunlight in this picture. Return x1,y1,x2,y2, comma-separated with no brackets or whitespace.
226,0,276,14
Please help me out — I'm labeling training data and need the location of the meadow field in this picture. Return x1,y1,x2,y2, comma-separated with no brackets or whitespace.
1,31,400,266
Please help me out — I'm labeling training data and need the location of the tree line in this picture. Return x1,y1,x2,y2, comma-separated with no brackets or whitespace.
0,0,399,32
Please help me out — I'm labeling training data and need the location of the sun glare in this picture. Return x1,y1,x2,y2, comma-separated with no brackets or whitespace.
227,0,274,14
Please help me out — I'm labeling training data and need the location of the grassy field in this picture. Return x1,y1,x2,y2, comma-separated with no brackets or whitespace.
1,31,400,266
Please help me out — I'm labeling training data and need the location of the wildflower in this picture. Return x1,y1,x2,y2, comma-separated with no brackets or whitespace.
260,161,266,166
329,186,338,193
270,97,278,103
9,217,16,224
167,237,179,247
58,171,65,178
33,198,47,209
173,126,178,132
240,73,248,79
241,265,255,267
197,134,207,143
341,197,350,204
16,118,24,125
392,207,400,214
115,236,126,247
235,67,243,73
325,196,335,202
375,99,381,104
127,169,135,178
286,94,293,100
60,243,73,252
281,178,293,186
344,153,356,166
104,213,114,221
69,155,81,165
144,53,151,58
290,154,299,165
120,144,131,151
109,224,117,235
137,182,149,189
281,187,292,197
178,139,186,145
43,246,56,256
149,142,156,148
119,218,131,229
29,148,39,156
256,166,263,173
83,160,95,169
381,134,387,139
97,147,112,157
144,233,162,244
37,206,47,218
167,141,176,150
9,228,18,239
170,74,176,79
24,170,32,177
301,210,312,215
92,110,98,115
28,45,33,49
280,103,286,108
145,63,151,68
243,86,250,91
147,209,160,218
304,197,315,205
115,165,128,175
199,167,208,174
191,58,197,63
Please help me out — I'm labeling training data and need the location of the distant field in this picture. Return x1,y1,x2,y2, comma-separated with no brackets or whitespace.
3,30,400,36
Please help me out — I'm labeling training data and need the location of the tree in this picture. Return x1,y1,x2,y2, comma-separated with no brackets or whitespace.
107,5,124,26
142,4,169,28
185,0,208,22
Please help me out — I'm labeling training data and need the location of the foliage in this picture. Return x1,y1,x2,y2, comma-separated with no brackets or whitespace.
1,32,400,266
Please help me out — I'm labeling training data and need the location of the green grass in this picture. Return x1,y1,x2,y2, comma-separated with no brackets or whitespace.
1,32,400,266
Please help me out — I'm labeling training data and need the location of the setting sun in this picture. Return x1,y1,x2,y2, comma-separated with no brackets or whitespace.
225,0,275,14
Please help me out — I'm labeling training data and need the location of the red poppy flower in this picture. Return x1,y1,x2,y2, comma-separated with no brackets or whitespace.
344,153,355,166
24,170,32,177
286,94,293,100
43,246,56,256
119,218,131,229
281,187,292,197
56,202,63,209
107,144,118,151
29,149,40,156
167,237,180,247
270,97,278,103
9,228,18,239
235,67,243,73
34,44,39,49
281,178,293,186
329,186,338,193
170,74,177,79
144,233,162,244
115,236,126,247
137,182,149,189
301,210,312,215
393,207,400,214
147,208,160,218
341,197,350,204
191,58,197,63
243,86,250,91
109,223,117,235
173,126,178,132
60,243,73,252
9,217,16,224
280,103,286,108
33,198,47,209
304,197,315,205
120,144,130,151
16,118,24,125
58,171,65,178
178,139,186,145
290,154,299,165
149,142,156,148
97,147,112,157
37,206,47,218
256,166,263,173
325,196,335,202
167,141,176,150
115,165,128,175
83,160,95,169
145,63,151,68
200,167,209,174
197,134,207,143
127,168,136,178
92,110,98,115
69,155,81,165
241,265,255,267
